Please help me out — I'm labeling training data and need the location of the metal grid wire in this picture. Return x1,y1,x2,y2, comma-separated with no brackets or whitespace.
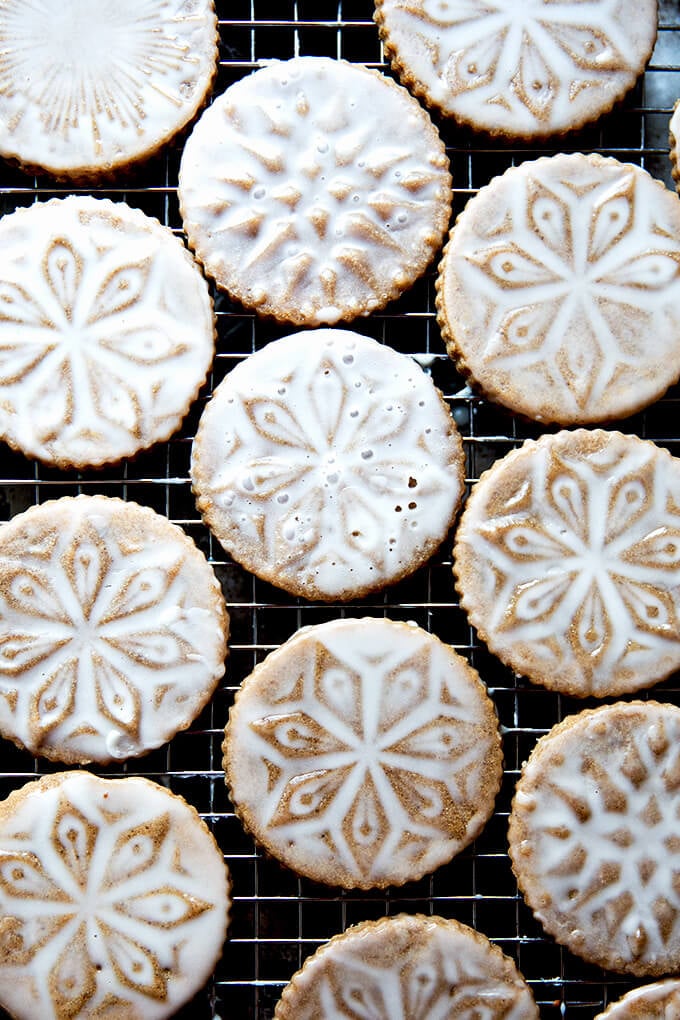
0,1,680,1017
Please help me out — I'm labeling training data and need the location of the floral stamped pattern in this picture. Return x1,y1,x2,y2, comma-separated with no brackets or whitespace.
0,196,214,467
376,0,656,137
438,155,680,423
454,430,680,697
225,619,502,888
192,330,464,601
510,703,680,975
0,495,227,764
0,772,229,1020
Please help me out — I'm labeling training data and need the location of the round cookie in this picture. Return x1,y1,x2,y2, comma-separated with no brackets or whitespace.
375,0,657,140
275,913,538,1018
0,0,218,179
596,979,680,1018
509,701,680,976
0,495,228,764
0,196,215,469
670,99,680,193
191,329,465,601
0,771,230,1020
178,56,451,325
224,618,502,889
437,154,680,425
454,429,680,698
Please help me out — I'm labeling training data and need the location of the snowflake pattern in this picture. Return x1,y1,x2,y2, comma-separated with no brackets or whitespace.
510,703,680,975
455,430,680,697
226,620,501,887
376,0,655,137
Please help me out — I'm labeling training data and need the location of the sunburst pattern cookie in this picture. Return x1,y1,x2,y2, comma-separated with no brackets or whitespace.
509,702,680,976
179,56,451,325
275,914,538,1019
0,196,215,469
596,979,680,1017
0,771,230,1020
0,495,228,764
375,0,657,139
0,0,218,179
454,429,680,698
437,154,680,424
224,618,502,889
191,329,464,601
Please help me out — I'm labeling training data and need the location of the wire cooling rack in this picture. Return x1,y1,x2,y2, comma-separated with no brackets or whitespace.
0,1,680,1017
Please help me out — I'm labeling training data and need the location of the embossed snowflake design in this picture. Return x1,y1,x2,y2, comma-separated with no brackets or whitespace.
460,432,680,696
0,789,214,1016
449,157,680,420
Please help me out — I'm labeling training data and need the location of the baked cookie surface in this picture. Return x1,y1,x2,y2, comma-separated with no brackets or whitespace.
0,771,230,1020
437,154,680,424
454,429,680,698
596,979,680,1017
509,701,680,976
179,56,451,325
191,329,464,601
0,495,228,764
375,0,657,139
224,618,502,889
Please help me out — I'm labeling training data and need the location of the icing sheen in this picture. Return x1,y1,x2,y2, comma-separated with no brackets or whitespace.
0,495,228,763
191,330,464,600
376,0,657,137
0,0,217,176
438,154,680,423
226,618,502,888
455,430,680,697
596,979,680,1018
275,914,538,1019
0,196,214,467
0,772,229,1020
179,57,451,324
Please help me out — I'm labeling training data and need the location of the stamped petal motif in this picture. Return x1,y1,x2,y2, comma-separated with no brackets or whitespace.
587,171,635,262
104,629,190,668
342,773,390,875
245,397,313,450
597,251,680,290
468,243,561,289
86,258,151,324
310,357,346,442
113,886,212,929
251,712,351,757
571,581,612,668
52,796,98,891
0,280,53,327
383,766,468,834
503,573,575,627
93,655,141,739
99,565,176,623
3,566,70,622
233,457,312,501
541,20,629,72
44,238,81,322
98,326,188,365
0,915,72,967
269,767,354,827
528,178,571,255
97,919,167,1000
326,957,390,1020
0,851,71,902
102,814,170,889
384,715,477,760
623,528,680,571
29,659,79,746
511,33,557,123
614,577,678,636
0,340,55,386
61,520,109,618
0,632,69,676
49,922,98,1019
446,28,507,97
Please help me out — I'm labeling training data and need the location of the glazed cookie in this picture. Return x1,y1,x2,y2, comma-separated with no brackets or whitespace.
0,196,215,469
437,154,680,424
224,618,502,889
509,701,680,976
275,914,538,1019
375,0,657,140
179,56,451,325
0,495,228,764
0,0,218,179
0,771,230,1020
670,99,680,193
454,429,680,698
596,979,680,1018
191,329,465,601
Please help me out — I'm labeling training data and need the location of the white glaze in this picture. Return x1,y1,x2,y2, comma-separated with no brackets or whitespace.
275,914,538,1019
226,618,501,888
439,154,680,423
455,430,680,697
191,329,464,600
376,0,656,138
0,772,229,1020
597,979,680,1018
0,495,227,763
0,196,215,467
0,0,217,177
179,57,451,325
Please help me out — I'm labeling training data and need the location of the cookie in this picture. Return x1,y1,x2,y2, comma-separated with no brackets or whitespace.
436,154,680,425
0,495,228,764
0,0,218,180
191,329,465,601
670,99,680,193
274,913,538,1018
178,56,451,325
0,771,230,1020
375,0,657,140
509,701,680,976
0,196,215,469
596,979,680,1018
454,429,680,698
224,617,502,889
